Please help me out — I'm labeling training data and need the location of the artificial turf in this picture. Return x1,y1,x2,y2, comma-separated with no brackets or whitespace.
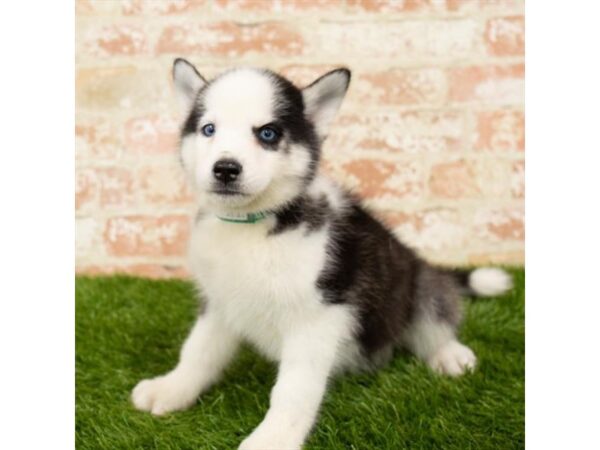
76,269,524,450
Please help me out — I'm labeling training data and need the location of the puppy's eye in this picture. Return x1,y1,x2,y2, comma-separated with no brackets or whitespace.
201,123,215,137
257,126,279,144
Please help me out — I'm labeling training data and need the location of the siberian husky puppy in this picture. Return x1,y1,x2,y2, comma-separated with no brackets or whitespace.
131,59,512,450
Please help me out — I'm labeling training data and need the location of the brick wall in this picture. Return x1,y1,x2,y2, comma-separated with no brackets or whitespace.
75,0,525,278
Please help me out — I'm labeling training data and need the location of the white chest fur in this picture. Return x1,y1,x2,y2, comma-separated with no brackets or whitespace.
189,216,332,361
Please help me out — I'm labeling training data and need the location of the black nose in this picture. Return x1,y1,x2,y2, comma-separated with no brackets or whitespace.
213,159,242,184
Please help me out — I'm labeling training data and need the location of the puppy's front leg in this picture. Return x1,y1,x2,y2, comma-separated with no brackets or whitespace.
132,310,238,416
239,309,350,450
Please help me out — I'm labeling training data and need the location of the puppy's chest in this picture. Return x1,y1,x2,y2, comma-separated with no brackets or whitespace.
190,218,331,355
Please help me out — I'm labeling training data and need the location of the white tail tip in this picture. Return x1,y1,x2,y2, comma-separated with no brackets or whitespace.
469,268,513,297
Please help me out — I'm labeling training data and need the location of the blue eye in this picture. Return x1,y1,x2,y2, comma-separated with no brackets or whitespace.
201,123,215,137
258,126,279,143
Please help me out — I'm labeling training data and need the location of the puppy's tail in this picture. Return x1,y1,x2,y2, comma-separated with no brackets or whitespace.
449,267,513,297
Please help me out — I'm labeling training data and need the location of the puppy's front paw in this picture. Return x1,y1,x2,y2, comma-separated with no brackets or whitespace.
428,341,477,377
239,424,302,450
131,372,198,416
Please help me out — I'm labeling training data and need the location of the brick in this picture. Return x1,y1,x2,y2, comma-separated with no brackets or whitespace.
104,215,191,257
334,110,464,138
327,128,459,155
96,167,136,208
125,115,179,155
446,0,478,12
76,168,97,210
485,16,524,56
137,163,193,205
214,0,338,13
474,207,524,242
336,159,422,199
449,64,525,104
308,20,480,61
511,159,524,199
355,68,447,105
156,22,304,56
75,0,122,15
475,158,512,198
386,208,467,251
429,159,480,198
123,0,205,15
77,264,190,279
76,166,136,209
82,24,148,56
326,111,464,154
480,0,524,10
76,66,167,111
76,0,94,14
429,157,512,201
76,118,122,160
445,0,524,14
449,64,524,103
475,110,524,151
347,0,445,13
327,115,461,155
76,217,104,261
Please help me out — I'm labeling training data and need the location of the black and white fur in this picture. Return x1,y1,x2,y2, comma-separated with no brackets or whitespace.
132,59,512,450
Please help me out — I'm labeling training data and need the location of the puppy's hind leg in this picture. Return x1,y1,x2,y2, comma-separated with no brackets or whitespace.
403,317,476,377
132,311,239,415
403,268,476,377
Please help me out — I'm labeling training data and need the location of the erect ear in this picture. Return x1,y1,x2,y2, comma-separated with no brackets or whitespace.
172,58,206,113
302,68,351,140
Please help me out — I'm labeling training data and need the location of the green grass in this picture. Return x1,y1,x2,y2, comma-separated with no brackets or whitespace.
76,269,524,449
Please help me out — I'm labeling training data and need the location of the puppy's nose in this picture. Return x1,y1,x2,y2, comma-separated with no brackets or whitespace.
213,159,242,184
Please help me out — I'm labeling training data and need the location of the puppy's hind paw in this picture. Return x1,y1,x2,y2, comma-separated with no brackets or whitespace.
428,341,477,377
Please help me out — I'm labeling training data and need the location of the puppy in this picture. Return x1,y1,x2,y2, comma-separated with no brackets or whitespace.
131,59,512,450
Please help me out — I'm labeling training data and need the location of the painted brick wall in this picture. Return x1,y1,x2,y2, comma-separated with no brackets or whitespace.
75,0,525,278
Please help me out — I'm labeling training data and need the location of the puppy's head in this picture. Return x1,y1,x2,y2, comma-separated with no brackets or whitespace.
173,59,350,215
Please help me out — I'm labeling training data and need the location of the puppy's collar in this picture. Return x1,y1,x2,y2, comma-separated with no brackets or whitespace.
216,211,269,224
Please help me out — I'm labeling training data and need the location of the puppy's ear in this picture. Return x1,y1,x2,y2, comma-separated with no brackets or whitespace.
172,58,206,113
302,68,350,140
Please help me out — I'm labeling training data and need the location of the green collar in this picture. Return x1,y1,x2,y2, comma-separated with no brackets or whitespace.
216,211,269,224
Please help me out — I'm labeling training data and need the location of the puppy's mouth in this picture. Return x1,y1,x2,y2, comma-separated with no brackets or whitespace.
210,187,250,197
